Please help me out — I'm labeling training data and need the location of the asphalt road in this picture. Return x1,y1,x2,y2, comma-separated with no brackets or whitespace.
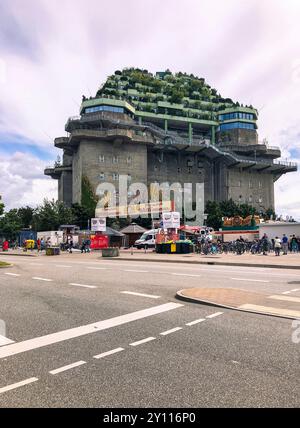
0,255,300,407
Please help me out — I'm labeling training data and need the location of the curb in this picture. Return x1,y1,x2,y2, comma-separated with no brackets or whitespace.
106,256,300,270
0,252,37,257
176,290,298,320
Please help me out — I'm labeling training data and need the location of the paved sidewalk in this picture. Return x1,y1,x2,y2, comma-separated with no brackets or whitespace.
177,287,300,319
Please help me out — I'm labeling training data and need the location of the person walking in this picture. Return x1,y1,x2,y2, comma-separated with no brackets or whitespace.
274,236,281,256
81,239,86,253
282,234,288,255
37,238,41,252
261,233,269,255
291,235,298,253
68,238,73,254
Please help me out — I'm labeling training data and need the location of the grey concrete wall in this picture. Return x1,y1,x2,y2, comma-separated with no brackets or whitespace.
77,139,148,201
227,169,274,210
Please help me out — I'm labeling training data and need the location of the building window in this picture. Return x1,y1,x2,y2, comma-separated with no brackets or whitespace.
188,167,192,174
127,156,132,164
186,159,194,167
113,173,119,181
259,181,262,189
249,195,253,203
238,180,241,187
154,165,158,171
178,167,181,173
113,156,118,164
259,197,263,203
85,105,124,114
99,172,105,180
219,122,255,131
99,155,105,163
249,180,252,189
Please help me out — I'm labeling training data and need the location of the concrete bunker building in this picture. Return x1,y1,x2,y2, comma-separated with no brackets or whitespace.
45,68,297,215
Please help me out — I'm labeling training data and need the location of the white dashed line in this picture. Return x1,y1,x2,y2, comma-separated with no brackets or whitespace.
186,318,205,326
130,337,156,347
282,291,292,295
0,377,38,394
121,291,160,299
32,277,53,282
206,312,224,319
55,265,72,268
49,361,86,375
160,327,182,335
4,273,20,277
124,270,149,273
290,288,300,292
171,273,201,277
87,267,107,270
93,347,124,359
70,283,97,289
231,278,269,283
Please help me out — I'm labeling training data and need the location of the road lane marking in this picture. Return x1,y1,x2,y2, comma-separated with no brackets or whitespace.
268,295,300,303
55,265,72,268
231,278,269,283
206,312,224,319
4,273,20,277
282,291,292,294
87,267,107,270
70,283,97,289
0,335,15,346
0,377,38,394
238,304,300,318
124,269,149,273
121,291,160,299
32,277,53,282
160,327,182,335
291,288,300,292
171,273,201,277
49,361,86,375
93,348,124,359
29,263,44,266
130,337,156,347
0,302,183,359
186,318,206,326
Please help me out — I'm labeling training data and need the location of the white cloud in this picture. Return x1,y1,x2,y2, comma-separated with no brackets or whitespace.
0,152,57,209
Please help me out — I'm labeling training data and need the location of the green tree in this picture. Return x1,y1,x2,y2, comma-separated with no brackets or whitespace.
81,175,98,218
205,201,223,230
33,199,74,231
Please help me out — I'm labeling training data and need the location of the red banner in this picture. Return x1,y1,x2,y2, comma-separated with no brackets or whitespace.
90,234,109,249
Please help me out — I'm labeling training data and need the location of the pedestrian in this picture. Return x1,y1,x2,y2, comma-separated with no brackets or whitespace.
40,238,45,251
86,238,91,253
68,238,73,254
81,239,86,253
261,233,269,255
274,236,281,256
291,235,298,253
37,238,41,252
282,234,288,255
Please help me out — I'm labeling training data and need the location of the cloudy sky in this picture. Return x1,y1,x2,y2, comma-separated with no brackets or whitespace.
0,0,299,218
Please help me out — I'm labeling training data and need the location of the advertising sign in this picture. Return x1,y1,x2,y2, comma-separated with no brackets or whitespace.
91,217,106,232
96,200,174,218
162,212,181,229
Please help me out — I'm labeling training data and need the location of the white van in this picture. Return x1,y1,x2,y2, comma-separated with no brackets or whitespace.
134,229,158,249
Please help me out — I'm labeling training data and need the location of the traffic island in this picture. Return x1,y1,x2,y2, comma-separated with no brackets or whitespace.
176,287,300,320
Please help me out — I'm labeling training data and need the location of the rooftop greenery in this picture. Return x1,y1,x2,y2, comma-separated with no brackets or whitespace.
84,68,256,121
